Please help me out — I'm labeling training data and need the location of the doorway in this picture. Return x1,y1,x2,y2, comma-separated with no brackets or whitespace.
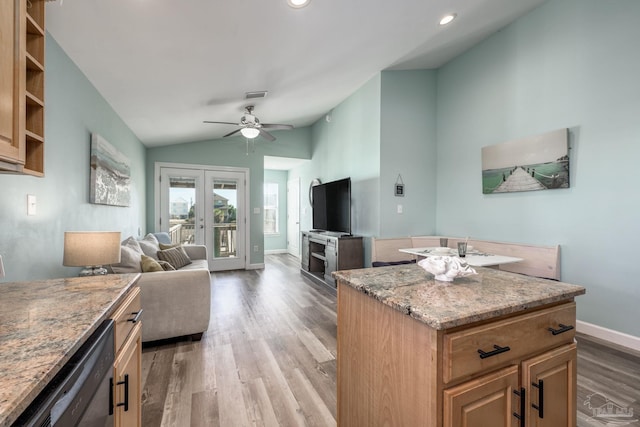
156,163,249,271
287,177,300,257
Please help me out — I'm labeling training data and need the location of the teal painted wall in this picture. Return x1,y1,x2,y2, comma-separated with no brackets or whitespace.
289,74,381,264
0,35,146,281
435,0,640,336
145,127,311,265
264,169,288,252
380,70,438,237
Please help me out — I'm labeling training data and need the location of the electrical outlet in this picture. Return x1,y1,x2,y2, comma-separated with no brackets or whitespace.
253,245,259,252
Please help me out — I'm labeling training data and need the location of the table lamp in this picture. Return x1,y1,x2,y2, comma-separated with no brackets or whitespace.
63,231,121,276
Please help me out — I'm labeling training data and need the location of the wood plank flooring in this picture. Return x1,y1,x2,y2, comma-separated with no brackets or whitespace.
141,254,640,427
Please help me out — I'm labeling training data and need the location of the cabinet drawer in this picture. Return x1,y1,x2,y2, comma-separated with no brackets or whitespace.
111,287,142,353
443,302,576,384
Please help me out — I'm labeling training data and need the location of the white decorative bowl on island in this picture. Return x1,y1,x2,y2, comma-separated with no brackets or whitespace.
418,256,477,282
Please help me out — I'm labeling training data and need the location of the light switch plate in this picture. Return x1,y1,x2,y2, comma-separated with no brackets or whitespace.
27,194,36,216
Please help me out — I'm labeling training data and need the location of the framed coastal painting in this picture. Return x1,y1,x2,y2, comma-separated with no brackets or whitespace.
481,128,569,194
90,133,131,206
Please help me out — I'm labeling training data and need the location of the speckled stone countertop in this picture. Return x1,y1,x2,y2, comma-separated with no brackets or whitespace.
0,273,140,427
333,265,585,330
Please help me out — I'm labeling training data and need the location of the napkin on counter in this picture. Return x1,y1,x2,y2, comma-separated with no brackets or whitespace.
418,256,477,282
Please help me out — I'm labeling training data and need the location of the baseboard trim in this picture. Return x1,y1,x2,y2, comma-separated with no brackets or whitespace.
265,249,288,254
246,263,265,270
577,320,640,352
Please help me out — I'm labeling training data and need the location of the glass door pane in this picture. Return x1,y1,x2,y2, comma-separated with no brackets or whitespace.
158,167,204,247
169,176,197,245
212,179,238,258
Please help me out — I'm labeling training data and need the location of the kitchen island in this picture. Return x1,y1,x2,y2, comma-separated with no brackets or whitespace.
334,264,585,427
0,273,140,427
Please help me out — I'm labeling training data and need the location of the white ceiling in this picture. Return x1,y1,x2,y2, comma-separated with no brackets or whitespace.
46,0,545,147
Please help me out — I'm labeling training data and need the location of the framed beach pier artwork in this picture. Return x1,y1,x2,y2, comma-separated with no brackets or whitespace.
482,128,570,194
90,133,131,206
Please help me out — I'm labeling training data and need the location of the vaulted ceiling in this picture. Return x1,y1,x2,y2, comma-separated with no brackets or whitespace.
46,0,545,147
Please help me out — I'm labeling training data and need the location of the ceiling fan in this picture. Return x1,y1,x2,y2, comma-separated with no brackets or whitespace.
203,106,294,141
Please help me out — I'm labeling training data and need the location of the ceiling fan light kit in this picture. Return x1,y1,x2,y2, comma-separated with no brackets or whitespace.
240,127,260,139
203,105,294,142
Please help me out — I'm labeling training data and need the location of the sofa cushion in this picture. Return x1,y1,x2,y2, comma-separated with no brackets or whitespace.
157,246,192,269
112,245,143,273
140,255,164,272
138,233,161,260
153,232,172,245
158,260,176,271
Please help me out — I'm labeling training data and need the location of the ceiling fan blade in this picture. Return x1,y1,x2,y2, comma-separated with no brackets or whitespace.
223,128,242,138
203,121,239,125
261,123,294,130
259,129,276,141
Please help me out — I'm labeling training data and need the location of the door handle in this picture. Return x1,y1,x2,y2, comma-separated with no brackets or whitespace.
531,379,544,418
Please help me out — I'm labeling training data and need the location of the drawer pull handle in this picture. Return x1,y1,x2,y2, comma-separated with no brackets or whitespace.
128,309,143,323
477,344,511,359
548,323,573,335
513,387,525,426
531,379,544,418
111,374,130,412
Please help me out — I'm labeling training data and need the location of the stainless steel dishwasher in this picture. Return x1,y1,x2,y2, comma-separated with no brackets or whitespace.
13,319,115,427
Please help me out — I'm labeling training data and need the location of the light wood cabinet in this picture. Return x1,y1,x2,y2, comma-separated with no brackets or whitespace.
337,283,579,427
0,0,45,176
111,287,142,427
444,365,519,427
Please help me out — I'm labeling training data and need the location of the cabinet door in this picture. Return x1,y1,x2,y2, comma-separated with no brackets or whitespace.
0,0,21,164
444,365,519,427
523,343,576,427
113,322,142,427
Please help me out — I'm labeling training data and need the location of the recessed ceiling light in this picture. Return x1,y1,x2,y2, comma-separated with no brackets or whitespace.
287,0,310,8
439,13,457,26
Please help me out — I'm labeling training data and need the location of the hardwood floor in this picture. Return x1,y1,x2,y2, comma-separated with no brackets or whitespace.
142,254,640,426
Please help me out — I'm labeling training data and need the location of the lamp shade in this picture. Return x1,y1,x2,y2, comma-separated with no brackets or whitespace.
63,231,121,267
240,127,260,139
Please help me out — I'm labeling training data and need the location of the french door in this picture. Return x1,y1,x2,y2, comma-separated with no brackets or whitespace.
205,170,246,271
156,164,248,271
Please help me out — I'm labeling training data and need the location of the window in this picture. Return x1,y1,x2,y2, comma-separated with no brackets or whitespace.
264,183,279,234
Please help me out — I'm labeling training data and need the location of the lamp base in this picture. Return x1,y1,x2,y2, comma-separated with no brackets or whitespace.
79,266,108,276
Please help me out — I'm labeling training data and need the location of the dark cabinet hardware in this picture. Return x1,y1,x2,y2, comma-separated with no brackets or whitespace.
547,323,573,335
513,387,526,426
109,378,114,415
531,379,544,418
128,309,143,323
477,344,511,359
115,374,130,412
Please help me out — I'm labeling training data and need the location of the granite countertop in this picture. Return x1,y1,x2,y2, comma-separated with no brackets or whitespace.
333,265,585,330
0,273,140,427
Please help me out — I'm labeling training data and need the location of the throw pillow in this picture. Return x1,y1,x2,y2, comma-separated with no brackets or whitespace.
157,260,176,271
153,232,172,245
159,242,179,250
138,233,160,260
111,245,143,274
140,254,164,272
122,236,143,254
157,246,192,269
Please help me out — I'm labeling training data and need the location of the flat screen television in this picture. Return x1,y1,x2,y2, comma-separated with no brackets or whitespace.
312,177,351,234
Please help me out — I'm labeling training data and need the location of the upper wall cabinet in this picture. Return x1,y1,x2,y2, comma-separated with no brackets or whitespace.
0,0,45,176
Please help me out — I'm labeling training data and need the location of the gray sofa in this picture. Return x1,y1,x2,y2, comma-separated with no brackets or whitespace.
111,233,211,343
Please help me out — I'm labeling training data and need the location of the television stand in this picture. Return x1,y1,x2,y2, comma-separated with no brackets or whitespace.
300,231,364,289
